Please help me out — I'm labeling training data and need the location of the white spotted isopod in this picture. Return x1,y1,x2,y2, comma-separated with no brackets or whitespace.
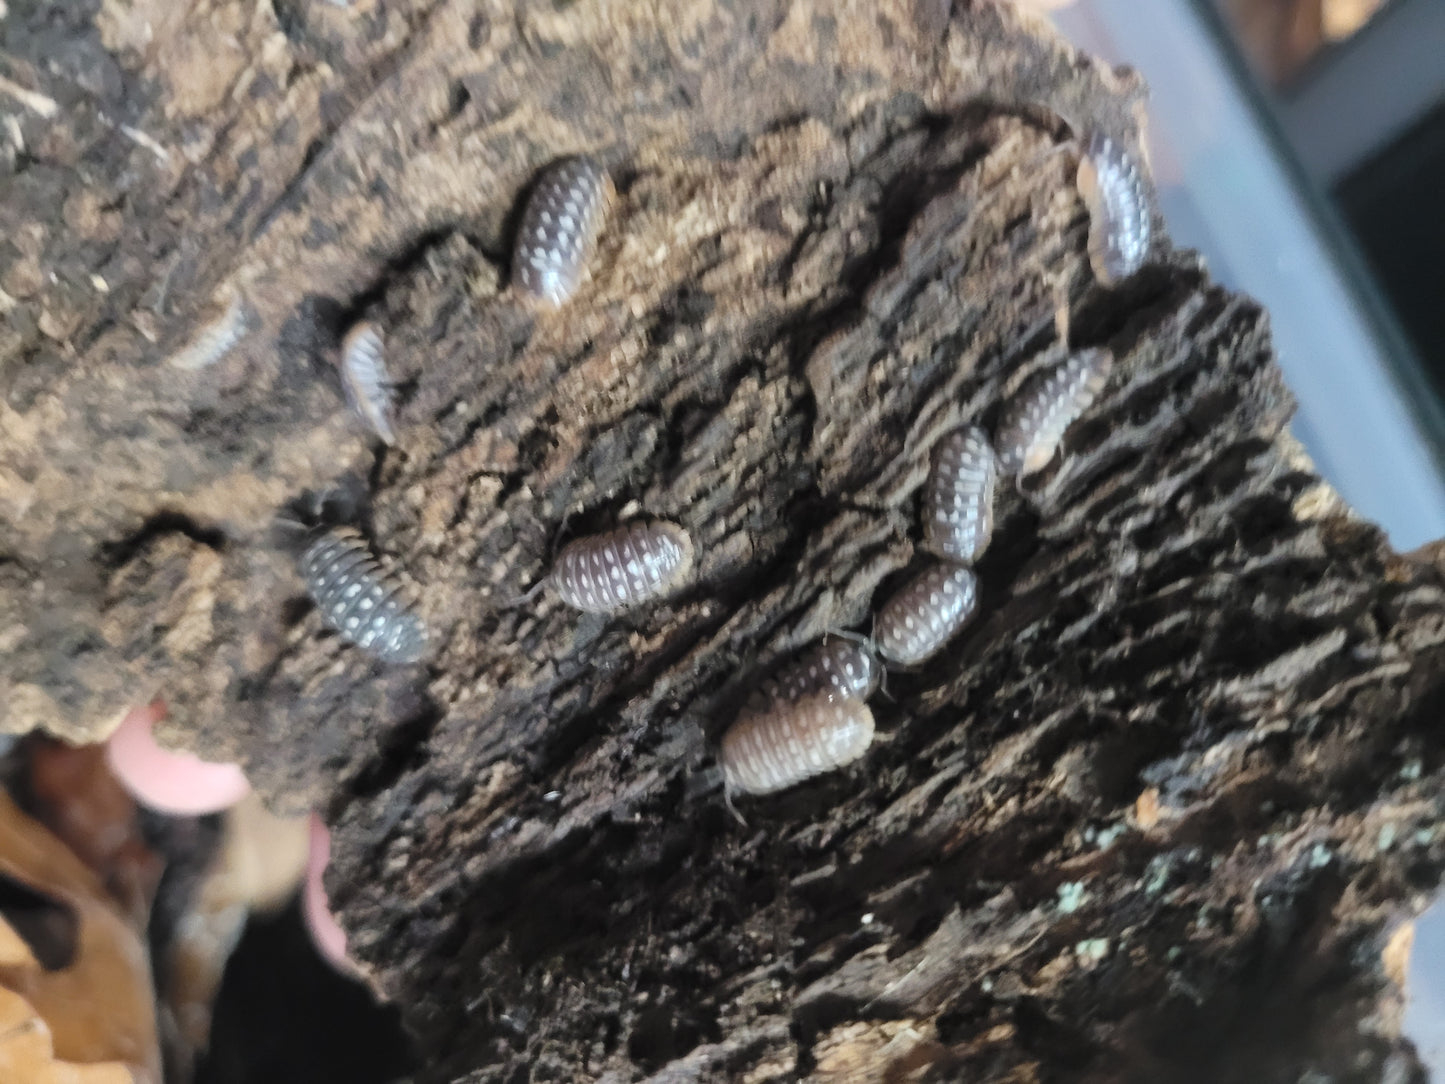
512,156,612,308
339,321,397,445
167,292,253,371
923,426,997,564
994,348,1113,479
549,521,693,614
762,635,881,706
1077,131,1152,285
720,692,876,796
298,528,429,663
874,562,978,668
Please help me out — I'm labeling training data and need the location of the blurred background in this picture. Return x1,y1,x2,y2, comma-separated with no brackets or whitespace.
1053,0,1445,1072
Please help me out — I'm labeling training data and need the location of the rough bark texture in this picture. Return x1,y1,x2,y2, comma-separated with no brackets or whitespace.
4,0,1445,1081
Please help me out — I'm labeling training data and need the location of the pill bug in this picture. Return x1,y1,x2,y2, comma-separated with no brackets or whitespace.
761,634,881,707
167,292,253,370
1077,131,1152,285
874,562,978,668
923,426,998,564
297,528,428,663
339,321,397,445
512,156,612,307
549,520,693,614
720,692,876,796
994,348,1112,479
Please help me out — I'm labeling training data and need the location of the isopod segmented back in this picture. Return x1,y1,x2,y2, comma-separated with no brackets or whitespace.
339,322,397,445
923,426,997,564
994,348,1112,479
550,520,693,614
874,562,978,668
1077,131,1152,285
167,293,253,371
298,528,428,664
720,692,876,796
512,156,612,308
764,635,881,706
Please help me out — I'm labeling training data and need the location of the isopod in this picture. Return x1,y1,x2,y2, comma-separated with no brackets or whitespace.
512,156,612,307
297,528,428,663
1077,131,1152,285
720,692,876,796
339,321,396,445
874,562,978,668
763,635,881,706
923,426,997,564
167,292,252,370
550,521,693,614
994,348,1112,478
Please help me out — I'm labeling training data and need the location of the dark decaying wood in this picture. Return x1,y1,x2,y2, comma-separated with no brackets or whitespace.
3,0,1444,1080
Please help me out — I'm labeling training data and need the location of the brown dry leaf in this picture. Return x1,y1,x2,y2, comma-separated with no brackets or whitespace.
0,793,158,1083
206,794,311,914
0,986,134,1084
26,741,163,923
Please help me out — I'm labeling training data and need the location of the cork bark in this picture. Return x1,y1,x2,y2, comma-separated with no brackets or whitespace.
3,1,1443,1080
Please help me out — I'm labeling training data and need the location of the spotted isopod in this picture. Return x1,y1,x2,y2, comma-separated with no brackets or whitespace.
762,635,881,706
1077,131,1152,285
874,562,978,668
297,528,428,663
512,156,612,307
339,322,397,445
549,521,693,615
994,348,1113,479
720,692,876,796
923,426,997,564
167,292,253,370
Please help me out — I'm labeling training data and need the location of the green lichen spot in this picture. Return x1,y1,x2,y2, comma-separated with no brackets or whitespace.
1075,938,1110,963
1057,882,1089,914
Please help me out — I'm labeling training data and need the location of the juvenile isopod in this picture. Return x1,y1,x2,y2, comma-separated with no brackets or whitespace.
762,635,881,706
549,521,693,614
994,348,1112,479
720,692,876,796
874,562,978,668
297,527,428,663
512,156,612,307
167,292,253,370
1076,131,1152,285
923,426,997,564
339,321,396,445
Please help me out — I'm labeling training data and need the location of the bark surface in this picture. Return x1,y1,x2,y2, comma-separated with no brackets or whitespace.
3,1,1444,1080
